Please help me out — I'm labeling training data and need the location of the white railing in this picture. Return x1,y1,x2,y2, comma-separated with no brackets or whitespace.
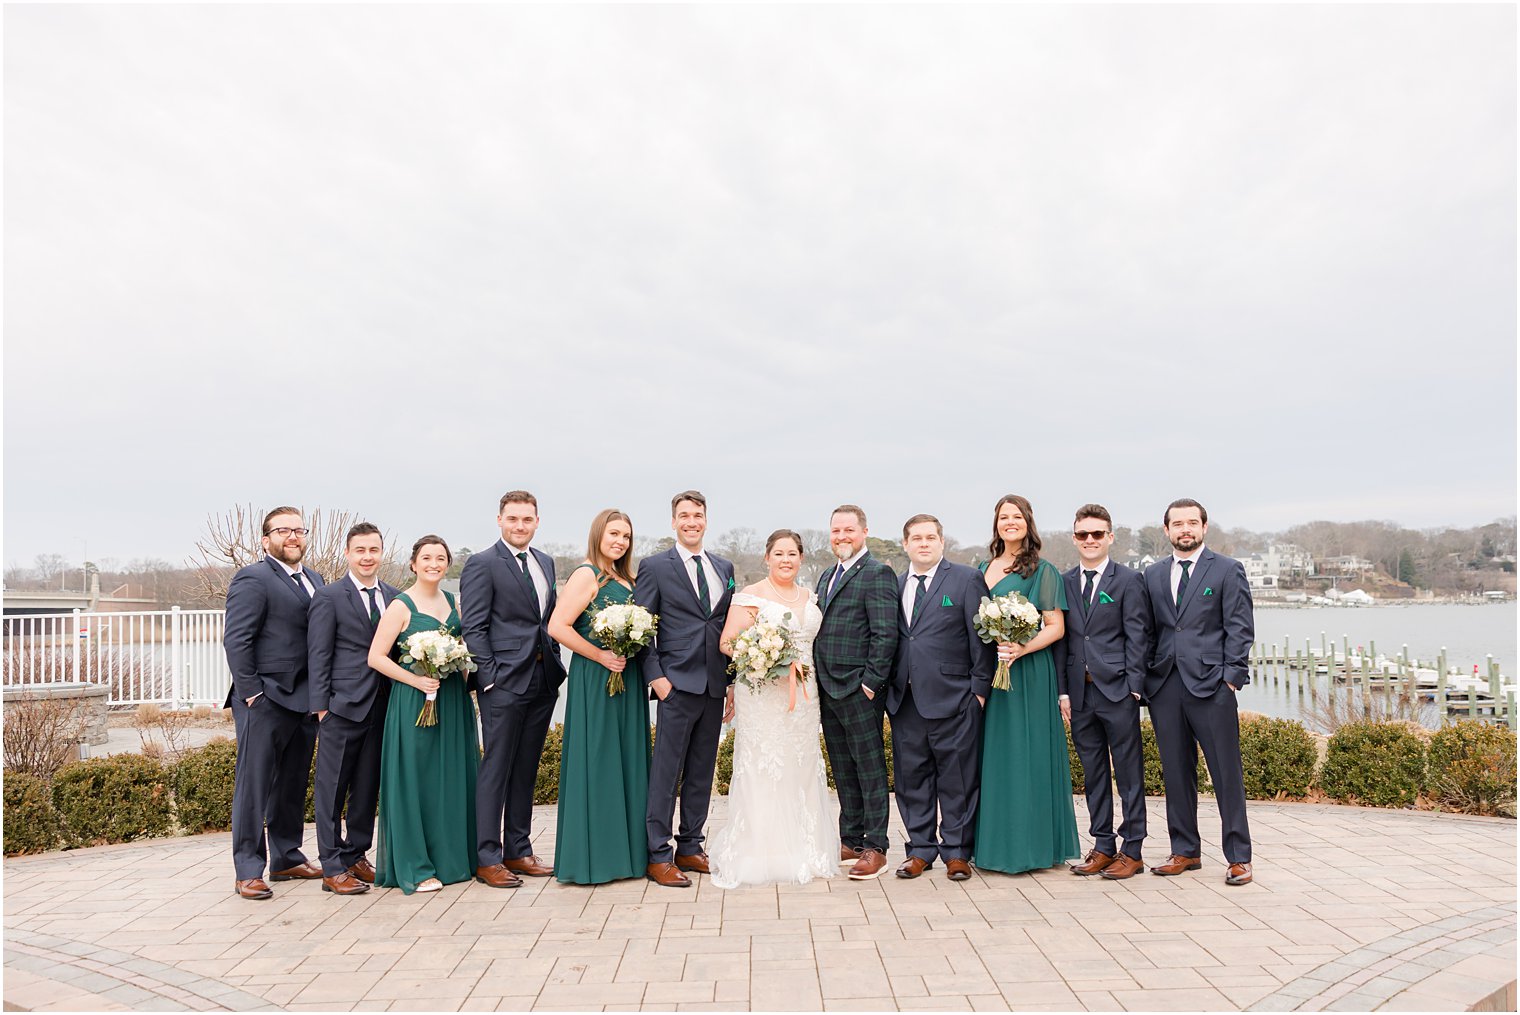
1,608,230,707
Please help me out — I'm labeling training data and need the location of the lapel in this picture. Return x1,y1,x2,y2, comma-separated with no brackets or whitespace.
1176,549,1217,619
265,555,310,607
1151,556,1177,623
910,563,952,630
825,552,869,613
1064,566,1086,631
495,541,540,615
672,547,707,611
345,578,370,626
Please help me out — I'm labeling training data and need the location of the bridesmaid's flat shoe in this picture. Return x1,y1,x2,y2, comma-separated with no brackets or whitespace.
416,878,443,893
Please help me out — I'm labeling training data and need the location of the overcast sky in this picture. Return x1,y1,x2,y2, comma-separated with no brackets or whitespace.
4,4,1515,569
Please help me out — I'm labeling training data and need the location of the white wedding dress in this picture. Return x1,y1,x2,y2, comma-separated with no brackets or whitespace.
708,592,836,889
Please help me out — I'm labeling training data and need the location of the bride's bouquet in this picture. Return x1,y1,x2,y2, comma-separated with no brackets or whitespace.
588,602,657,695
398,629,477,726
974,592,1042,691
729,614,810,710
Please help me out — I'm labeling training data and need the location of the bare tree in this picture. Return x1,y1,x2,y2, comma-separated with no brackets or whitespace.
32,553,70,582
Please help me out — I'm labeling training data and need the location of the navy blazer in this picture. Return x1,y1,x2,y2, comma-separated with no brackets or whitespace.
459,541,568,696
307,576,400,723
1143,548,1254,698
632,547,735,697
887,561,996,719
223,555,327,711
1061,561,1152,708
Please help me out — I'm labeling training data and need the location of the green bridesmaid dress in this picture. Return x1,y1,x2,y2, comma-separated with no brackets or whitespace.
972,559,1081,874
376,591,479,893
553,565,651,885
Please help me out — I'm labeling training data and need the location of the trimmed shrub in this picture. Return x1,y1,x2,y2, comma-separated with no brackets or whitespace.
1239,717,1317,799
4,771,59,855
822,717,895,792
304,745,317,822
1427,720,1517,816
1066,724,1084,794
52,755,173,847
173,740,238,833
1139,718,1211,795
1318,720,1426,808
534,723,563,804
715,729,736,795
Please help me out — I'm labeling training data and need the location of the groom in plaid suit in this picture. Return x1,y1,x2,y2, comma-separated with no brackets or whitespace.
814,505,899,880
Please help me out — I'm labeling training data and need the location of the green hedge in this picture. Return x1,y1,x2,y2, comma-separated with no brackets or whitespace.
1240,716,1318,799
3,771,59,855
535,723,564,804
172,740,238,833
1427,720,1517,816
52,755,173,848
1319,720,1426,808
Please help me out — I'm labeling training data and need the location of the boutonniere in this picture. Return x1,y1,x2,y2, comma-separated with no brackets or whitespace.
1097,591,1115,604
941,595,954,607
726,576,736,591
1203,587,1214,596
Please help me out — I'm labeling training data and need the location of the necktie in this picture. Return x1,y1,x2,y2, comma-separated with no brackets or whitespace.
1081,569,1097,614
292,572,309,597
516,552,540,615
911,574,929,622
827,563,846,603
692,555,711,616
364,587,380,625
1176,559,1192,606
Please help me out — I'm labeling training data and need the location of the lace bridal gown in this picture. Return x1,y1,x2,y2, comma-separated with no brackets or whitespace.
708,593,836,889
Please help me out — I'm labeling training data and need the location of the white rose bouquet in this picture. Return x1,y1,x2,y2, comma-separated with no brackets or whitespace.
398,629,477,726
589,602,658,695
728,613,811,710
974,592,1042,691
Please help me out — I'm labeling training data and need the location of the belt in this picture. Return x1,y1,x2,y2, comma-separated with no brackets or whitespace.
1085,673,1094,683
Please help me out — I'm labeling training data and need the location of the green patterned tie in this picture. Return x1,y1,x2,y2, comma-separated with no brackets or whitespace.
693,556,711,616
1176,559,1192,607
911,574,929,622
517,552,540,615
364,587,381,625
1081,570,1096,615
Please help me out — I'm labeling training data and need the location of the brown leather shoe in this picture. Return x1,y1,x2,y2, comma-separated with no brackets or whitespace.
1150,854,1203,876
269,860,322,881
474,864,523,889
848,848,887,881
945,858,973,882
503,854,554,878
646,862,692,888
674,852,711,874
1100,855,1144,880
895,856,931,879
234,878,272,900
1226,862,1253,886
1069,849,1115,876
840,844,863,865
322,872,370,895
347,858,376,884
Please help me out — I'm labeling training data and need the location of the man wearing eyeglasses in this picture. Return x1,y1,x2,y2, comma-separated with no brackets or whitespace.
223,506,326,900
1060,504,1152,881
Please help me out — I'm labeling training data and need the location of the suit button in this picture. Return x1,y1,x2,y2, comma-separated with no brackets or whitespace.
1176,626,1182,632
1084,636,1089,642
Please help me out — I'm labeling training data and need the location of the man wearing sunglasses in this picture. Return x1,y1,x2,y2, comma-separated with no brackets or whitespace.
224,506,326,899
1060,505,1152,881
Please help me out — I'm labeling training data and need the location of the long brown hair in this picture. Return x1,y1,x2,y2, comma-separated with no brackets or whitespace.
586,509,636,587
986,494,1042,578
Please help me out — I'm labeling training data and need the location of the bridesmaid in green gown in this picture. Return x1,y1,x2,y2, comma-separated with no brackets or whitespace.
367,535,479,894
546,509,651,885
973,495,1081,874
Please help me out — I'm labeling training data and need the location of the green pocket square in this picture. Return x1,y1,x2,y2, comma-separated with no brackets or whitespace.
1097,591,1115,604
1203,587,1214,596
941,595,954,607
726,576,736,590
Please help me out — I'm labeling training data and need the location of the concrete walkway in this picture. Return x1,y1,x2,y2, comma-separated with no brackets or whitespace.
2,796,1514,1012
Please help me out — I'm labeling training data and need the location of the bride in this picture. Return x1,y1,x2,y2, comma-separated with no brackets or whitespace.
707,529,836,889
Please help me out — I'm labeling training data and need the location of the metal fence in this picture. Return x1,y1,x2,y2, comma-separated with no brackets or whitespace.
1,608,230,707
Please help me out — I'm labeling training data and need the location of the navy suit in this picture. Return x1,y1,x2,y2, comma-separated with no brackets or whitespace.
633,546,734,863
223,556,325,879
1061,561,1151,860
460,541,568,867
886,561,995,864
307,576,398,877
1143,547,1254,864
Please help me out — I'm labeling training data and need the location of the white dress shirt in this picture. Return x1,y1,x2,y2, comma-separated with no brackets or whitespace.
273,558,313,597
1077,557,1111,607
502,539,549,613
902,559,942,619
348,572,385,614
826,547,867,598
1171,545,1206,603
678,546,722,606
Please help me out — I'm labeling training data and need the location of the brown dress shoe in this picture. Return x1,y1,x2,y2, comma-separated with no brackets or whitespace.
1150,854,1203,876
474,864,523,889
895,856,931,879
646,862,692,888
840,844,864,865
1225,862,1253,886
270,860,322,881
674,852,711,874
322,872,370,895
234,878,272,900
848,848,887,881
1100,855,1144,880
503,854,554,878
1069,849,1115,876
347,857,376,884
945,858,973,881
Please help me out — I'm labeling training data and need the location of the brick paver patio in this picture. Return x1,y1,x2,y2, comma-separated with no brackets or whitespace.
3,795,1514,1012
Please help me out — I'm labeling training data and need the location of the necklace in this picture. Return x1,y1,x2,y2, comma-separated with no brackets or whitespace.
766,578,804,605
